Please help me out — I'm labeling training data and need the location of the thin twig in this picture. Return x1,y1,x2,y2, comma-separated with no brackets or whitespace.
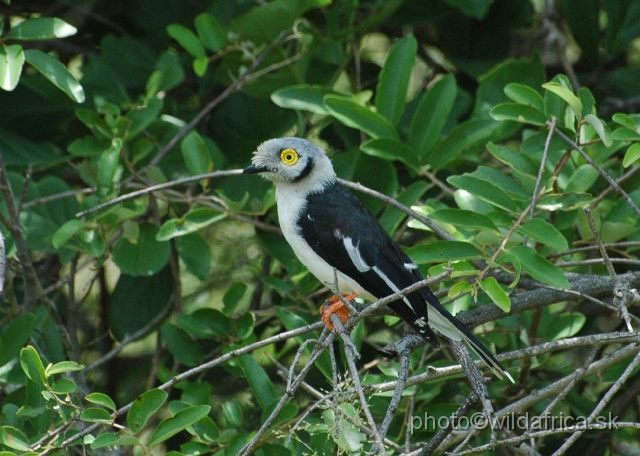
76,169,244,218
583,208,617,280
548,122,640,217
238,331,337,456
38,321,326,453
440,343,640,451
551,349,640,455
531,116,556,218
371,332,420,453
448,340,496,453
0,149,41,311
145,31,292,169
330,313,388,455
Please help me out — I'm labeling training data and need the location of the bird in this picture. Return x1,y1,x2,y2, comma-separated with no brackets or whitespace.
243,137,514,383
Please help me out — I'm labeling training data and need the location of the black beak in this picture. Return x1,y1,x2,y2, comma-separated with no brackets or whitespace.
243,164,268,174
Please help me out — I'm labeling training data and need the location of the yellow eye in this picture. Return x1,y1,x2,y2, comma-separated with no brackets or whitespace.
280,148,299,165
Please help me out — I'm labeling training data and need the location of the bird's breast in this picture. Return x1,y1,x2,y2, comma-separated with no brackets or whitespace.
275,188,369,297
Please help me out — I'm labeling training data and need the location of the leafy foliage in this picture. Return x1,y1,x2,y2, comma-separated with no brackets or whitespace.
1,0,640,455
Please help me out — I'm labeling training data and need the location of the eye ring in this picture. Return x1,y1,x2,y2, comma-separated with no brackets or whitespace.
280,148,299,166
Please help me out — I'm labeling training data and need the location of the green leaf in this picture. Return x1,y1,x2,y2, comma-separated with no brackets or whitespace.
324,95,398,139
360,138,419,170
612,127,640,141
518,218,568,252
191,416,220,442
379,181,429,235
612,113,636,130
478,277,511,312
167,24,205,58
178,308,230,339
97,140,122,197
506,245,570,289
407,241,484,264
429,117,502,170
91,432,139,449
542,82,582,118
486,142,539,177
125,97,164,139
161,323,202,367
542,312,586,341
237,355,278,409
490,102,547,126
583,114,613,147
447,175,520,212
194,13,226,52
228,0,329,44
578,87,596,117
0,314,36,367
156,208,226,241
623,143,640,168
221,400,243,428
0,44,25,91
86,393,117,411
20,346,47,386
375,34,417,125
50,378,76,394
45,361,84,376
565,164,599,193
51,219,85,249
271,84,338,114
193,57,208,77
181,131,214,181
146,51,185,97
6,17,77,40
67,136,111,157
23,49,84,102
148,405,211,447
112,224,171,276
80,408,113,423
409,75,456,160
127,389,168,433
223,282,248,315
0,426,30,451
428,209,499,234
504,83,544,111
176,233,211,280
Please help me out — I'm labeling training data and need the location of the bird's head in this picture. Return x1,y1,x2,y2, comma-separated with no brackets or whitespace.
243,138,336,189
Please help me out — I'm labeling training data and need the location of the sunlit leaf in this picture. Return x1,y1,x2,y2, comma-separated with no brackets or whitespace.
20,346,46,386
24,49,84,102
478,277,511,312
6,17,77,40
0,44,25,91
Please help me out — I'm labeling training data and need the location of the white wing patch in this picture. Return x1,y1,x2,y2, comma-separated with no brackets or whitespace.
344,237,370,273
372,266,414,313
404,262,418,270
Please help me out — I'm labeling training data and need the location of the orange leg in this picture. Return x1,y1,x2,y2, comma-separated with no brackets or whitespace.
319,293,359,330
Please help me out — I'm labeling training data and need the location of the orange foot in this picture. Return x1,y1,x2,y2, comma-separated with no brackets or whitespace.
319,293,359,330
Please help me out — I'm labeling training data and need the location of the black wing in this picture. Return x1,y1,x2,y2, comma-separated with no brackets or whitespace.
298,181,439,342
